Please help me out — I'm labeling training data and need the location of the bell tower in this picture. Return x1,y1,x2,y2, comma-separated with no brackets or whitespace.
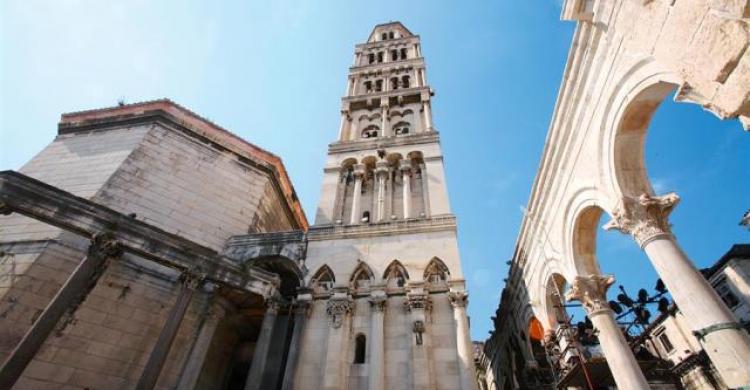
297,22,477,390
314,22,452,226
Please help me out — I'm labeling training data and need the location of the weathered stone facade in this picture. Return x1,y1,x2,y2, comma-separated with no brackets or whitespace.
483,1,750,389
0,22,476,390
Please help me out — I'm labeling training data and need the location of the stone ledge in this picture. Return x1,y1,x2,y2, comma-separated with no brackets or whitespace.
328,132,440,154
308,215,457,240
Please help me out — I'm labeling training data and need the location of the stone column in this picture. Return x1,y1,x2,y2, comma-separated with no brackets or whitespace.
350,118,359,141
386,168,395,220
401,165,412,219
381,103,390,137
334,170,348,224
605,193,750,387
0,233,122,389
137,270,205,390
244,298,281,390
419,163,431,218
422,100,434,132
337,110,349,141
346,77,354,96
375,162,389,222
281,294,312,390
565,274,649,390
177,296,231,389
322,291,354,390
368,290,387,390
449,291,479,390
405,285,434,390
350,165,365,225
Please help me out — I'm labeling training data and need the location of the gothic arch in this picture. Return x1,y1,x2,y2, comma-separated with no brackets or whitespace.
383,259,409,288
310,264,335,292
350,261,375,289
423,257,450,283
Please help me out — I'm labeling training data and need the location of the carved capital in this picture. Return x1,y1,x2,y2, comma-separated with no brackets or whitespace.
352,164,366,178
565,274,615,315
448,291,468,308
603,193,679,248
180,268,207,290
399,165,412,175
369,294,387,312
326,298,353,328
266,297,283,315
404,292,431,312
88,232,123,260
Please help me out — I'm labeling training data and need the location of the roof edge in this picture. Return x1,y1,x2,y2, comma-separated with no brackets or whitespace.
59,99,309,231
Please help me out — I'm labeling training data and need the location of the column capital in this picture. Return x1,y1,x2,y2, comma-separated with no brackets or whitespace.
88,232,123,260
375,161,390,175
326,297,353,328
369,292,387,312
448,291,468,308
399,164,412,174
604,192,679,248
180,267,207,290
353,164,366,178
404,291,431,312
565,274,615,316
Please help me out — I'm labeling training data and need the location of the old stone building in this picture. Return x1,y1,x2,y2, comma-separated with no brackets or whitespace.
0,22,477,390
483,1,750,389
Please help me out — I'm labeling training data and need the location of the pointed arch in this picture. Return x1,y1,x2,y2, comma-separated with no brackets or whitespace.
311,264,335,292
350,261,375,289
424,257,450,284
383,260,409,288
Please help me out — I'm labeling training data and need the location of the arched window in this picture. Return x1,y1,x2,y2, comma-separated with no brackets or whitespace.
400,48,408,60
391,77,399,90
375,79,383,92
401,75,410,89
393,121,410,136
391,50,398,61
381,33,387,41
361,125,379,139
377,52,383,63
388,31,395,39
364,81,372,93
312,265,335,292
354,334,366,364
383,260,409,288
351,262,374,290
368,53,375,64
424,257,450,284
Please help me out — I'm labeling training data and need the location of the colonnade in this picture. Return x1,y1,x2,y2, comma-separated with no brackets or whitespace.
558,193,750,389
334,156,430,225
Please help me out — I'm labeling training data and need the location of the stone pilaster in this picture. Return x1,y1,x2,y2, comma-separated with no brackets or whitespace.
566,275,649,390
323,291,354,390
405,285,433,390
368,290,387,390
375,162,389,222
449,291,478,390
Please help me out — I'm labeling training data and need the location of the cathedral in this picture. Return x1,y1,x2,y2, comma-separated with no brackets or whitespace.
0,22,477,390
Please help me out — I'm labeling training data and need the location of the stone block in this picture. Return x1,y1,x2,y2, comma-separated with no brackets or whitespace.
681,14,749,84
24,359,75,383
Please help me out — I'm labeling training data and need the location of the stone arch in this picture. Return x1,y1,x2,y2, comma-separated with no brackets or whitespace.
341,157,357,168
310,264,335,292
350,261,375,290
244,256,304,298
542,273,569,329
383,259,409,288
423,257,450,284
570,205,606,276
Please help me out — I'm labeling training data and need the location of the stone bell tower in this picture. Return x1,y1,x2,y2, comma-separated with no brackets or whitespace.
292,22,477,390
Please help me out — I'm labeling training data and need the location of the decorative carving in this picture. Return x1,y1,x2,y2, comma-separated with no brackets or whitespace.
326,298,353,328
369,294,387,312
565,274,615,315
603,193,679,248
266,297,282,315
180,267,207,291
448,291,468,308
404,293,432,312
88,232,123,260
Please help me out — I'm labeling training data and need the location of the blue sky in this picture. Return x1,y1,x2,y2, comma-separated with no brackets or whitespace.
1,1,748,340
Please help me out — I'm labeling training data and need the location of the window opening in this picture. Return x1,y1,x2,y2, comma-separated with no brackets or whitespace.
400,48,407,60
354,334,366,363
